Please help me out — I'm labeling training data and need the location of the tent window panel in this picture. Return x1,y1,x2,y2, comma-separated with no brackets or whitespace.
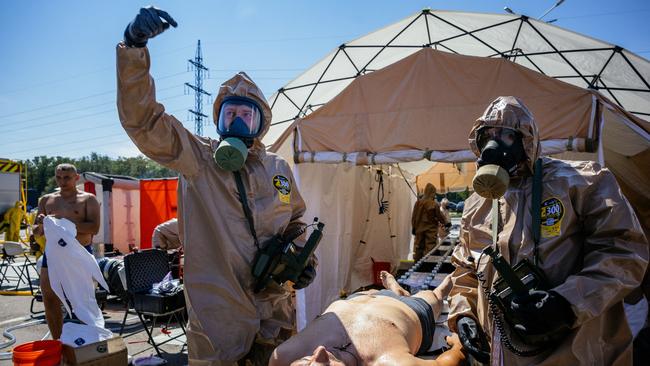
283,49,340,90
604,90,650,122
600,53,650,90
621,51,650,89
470,20,524,55
425,16,466,46
528,20,612,53
386,14,436,46
527,54,586,85
438,36,499,57
513,23,556,54
348,12,422,47
562,50,615,84
362,48,420,71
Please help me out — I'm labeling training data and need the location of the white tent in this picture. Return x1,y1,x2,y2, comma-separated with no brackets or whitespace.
263,10,650,329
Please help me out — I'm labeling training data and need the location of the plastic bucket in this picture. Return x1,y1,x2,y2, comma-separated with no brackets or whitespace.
12,340,62,366
371,259,391,286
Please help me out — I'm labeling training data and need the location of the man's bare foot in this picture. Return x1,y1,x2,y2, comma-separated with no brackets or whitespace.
380,271,410,296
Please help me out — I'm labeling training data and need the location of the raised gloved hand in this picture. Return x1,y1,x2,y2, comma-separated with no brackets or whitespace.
456,316,491,364
510,290,575,336
124,6,178,48
293,264,316,290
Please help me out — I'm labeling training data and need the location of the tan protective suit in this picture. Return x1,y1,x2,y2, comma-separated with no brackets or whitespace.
152,218,181,250
447,97,648,365
2,201,25,242
116,44,306,365
411,183,447,261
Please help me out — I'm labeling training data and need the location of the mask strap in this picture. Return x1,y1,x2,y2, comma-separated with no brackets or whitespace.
492,198,498,242
233,171,260,250
531,158,543,266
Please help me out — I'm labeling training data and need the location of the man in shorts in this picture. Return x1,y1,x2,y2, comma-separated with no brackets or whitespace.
270,272,465,366
33,163,100,339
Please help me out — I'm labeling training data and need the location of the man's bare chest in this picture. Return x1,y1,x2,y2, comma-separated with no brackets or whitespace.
44,196,87,222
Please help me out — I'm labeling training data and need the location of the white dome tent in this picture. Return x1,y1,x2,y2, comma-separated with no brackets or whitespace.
263,10,650,329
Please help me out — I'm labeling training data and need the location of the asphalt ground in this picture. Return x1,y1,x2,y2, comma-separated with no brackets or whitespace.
0,253,187,366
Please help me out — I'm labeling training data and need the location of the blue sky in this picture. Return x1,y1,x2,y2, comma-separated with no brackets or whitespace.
0,0,648,161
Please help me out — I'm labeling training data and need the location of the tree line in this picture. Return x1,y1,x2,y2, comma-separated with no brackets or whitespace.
24,153,176,199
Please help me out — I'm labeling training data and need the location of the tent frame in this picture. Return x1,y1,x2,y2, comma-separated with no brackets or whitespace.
269,9,650,135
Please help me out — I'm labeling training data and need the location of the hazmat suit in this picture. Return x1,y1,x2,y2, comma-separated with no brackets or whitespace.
2,201,25,242
411,183,448,261
116,44,307,365
152,218,181,250
447,96,649,365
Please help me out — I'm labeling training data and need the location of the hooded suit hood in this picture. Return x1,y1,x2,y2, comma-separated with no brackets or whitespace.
213,72,272,142
468,96,540,172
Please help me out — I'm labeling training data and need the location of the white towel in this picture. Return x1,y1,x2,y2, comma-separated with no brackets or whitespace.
44,216,109,328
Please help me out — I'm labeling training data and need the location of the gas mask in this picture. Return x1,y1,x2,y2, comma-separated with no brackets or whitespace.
213,96,265,171
472,127,526,199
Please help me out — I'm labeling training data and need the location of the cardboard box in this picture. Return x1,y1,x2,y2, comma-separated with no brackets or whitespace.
62,335,128,366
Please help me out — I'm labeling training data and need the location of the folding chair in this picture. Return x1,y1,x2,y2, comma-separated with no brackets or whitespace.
120,249,186,356
0,241,37,294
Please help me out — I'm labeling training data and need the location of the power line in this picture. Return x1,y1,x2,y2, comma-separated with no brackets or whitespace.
6,107,189,157
0,94,187,134
0,71,189,120
5,84,184,126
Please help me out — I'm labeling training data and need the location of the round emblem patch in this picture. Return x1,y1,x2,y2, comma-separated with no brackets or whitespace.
273,175,291,204
540,197,564,238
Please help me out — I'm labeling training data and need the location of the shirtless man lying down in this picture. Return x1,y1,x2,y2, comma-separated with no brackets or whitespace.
270,271,465,366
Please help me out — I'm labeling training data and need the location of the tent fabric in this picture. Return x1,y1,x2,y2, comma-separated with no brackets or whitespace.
139,178,178,249
416,162,477,194
275,47,647,161
294,163,414,329
265,10,649,146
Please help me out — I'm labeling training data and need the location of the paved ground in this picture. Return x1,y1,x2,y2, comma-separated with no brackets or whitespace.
0,252,187,366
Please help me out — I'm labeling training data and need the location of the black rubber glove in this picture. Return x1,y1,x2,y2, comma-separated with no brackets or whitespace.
293,264,316,290
124,6,178,48
457,316,491,364
510,290,575,336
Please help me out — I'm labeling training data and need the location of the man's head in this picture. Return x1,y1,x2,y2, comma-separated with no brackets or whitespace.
54,163,79,191
423,183,436,200
216,96,264,142
469,97,540,198
290,346,348,366
469,96,540,173
212,72,272,143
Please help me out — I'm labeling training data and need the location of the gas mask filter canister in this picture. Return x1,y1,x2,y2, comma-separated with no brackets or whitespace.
213,137,249,171
472,132,525,199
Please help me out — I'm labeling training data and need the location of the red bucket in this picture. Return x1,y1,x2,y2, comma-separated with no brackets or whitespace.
12,340,62,366
371,259,391,286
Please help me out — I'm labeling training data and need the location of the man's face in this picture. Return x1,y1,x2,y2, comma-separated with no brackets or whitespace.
55,169,79,190
290,346,347,366
223,103,255,130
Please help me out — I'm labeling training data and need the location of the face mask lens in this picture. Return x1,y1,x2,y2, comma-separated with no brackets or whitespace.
217,98,263,138
477,127,518,149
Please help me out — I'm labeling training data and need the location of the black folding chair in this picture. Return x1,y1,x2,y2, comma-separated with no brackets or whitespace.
120,249,186,356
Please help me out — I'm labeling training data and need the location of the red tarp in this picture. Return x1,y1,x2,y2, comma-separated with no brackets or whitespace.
139,178,178,249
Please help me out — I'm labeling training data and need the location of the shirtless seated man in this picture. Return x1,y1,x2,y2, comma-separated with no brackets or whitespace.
270,271,465,366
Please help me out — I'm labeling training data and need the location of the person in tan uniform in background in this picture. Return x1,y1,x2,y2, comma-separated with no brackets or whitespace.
33,163,100,340
118,7,316,365
412,183,449,261
152,218,181,250
447,96,648,365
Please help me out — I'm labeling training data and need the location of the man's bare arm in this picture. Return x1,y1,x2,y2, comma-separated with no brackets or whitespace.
75,195,100,235
32,196,48,236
